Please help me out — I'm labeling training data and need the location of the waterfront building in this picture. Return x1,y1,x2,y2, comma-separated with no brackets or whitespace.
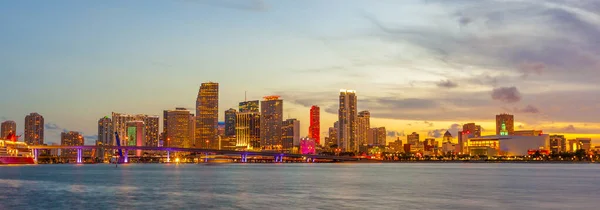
568,138,591,152
300,137,316,154
467,134,549,156
327,121,338,147
61,131,84,159
549,135,566,153
1,120,16,139
442,142,457,154
239,100,259,112
97,117,113,160
388,138,403,153
196,82,219,149
338,89,357,152
407,132,420,145
126,121,145,156
235,111,260,150
260,96,283,150
357,111,370,146
111,112,159,148
443,131,453,143
282,118,300,150
163,108,194,148
225,108,237,137
496,113,515,135
24,113,44,145
368,127,386,146
309,105,320,145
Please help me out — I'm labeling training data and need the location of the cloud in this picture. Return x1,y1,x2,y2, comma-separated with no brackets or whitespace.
563,124,576,132
458,16,473,27
491,87,521,103
447,123,461,137
428,129,445,138
515,105,540,114
424,121,434,127
45,123,61,130
436,79,458,88
519,61,545,78
387,130,405,138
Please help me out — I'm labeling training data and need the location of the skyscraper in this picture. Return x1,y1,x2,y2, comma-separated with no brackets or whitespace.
163,108,194,148
367,127,386,146
236,111,260,150
462,123,481,137
61,131,84,158
239,100,259,112
24,113,44,145
309,106,320,145
327,123,338,147
496,113,514,135
225,108,237,137
1,120,17,139
97,117,113,160
357,111,370,146
407,132,420,145
260,96,283,149
282,118,300,150
196,82,219,149
112,112,159,147
338,89,357,152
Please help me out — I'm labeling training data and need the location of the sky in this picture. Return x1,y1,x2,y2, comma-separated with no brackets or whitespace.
1,0,599,145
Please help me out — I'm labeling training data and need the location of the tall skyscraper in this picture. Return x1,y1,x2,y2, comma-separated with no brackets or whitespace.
97,117,113,160
462,123,482,137
496,113,514,135
196,82,219,149
407,132,420,145
236,111,260,150
338,89,357,152
163,108,194,148
225,108,237,137
239,100,259,112
24,113,44,145
357,110,370,146
282,118,300,150
112,112,159,147
1,120,17,138
260,96,283,149
61,131,83,158
309,105,320,145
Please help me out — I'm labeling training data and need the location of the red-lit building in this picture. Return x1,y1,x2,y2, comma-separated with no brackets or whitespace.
309,105,320,145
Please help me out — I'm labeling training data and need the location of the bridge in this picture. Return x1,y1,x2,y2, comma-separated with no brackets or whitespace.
28,145,359,164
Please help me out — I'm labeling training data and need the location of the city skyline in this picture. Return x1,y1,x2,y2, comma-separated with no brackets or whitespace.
1,0,599,145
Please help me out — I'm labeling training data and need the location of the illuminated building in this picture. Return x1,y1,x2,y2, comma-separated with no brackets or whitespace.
514,130,543,136
61,131,84,159
126,121,145,156
1,120,16,139
97,117,112,160
24,113,44,145
467,134,549,156
239,100,259,112
388,138,403,152
568,138,591,152
225,108,237,137
457,131,473,154
111,112,159,148
260,96,283,149
338,89,357,152
196,82,219,149
367,127,386,146
282,118,300,150
300,137,316,154
309,105,320,145
443,131,453,143
235,111,260,150
496,113,514,135
442,142,457,154
357,111,370,146
462,123,481,137
327,123,338,147
407,132,420,145
549,135,566,153
163,108,194,148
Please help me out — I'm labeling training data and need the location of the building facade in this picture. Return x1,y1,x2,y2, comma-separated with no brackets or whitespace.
568,138,592,152
1,120,17,139
163,108,194,148
282,118,300,150
496,113,514,135
111,112,159,148
235,111,260,150
549,135,566,153
309,105,320,145
225,108,237,137
24,113,44,145
357,111,370,147
338,89,357,152
97,117,113,160
196,82,219,149
61,131,84,158
260,96,283,150
126,121,145,156
300,137,316,155
462,123,482,137
514,130,543,136
407,132,420,145
327,123,338,148
239,100,259,112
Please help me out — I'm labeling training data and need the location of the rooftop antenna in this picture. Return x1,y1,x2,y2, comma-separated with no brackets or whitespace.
245,91,247,102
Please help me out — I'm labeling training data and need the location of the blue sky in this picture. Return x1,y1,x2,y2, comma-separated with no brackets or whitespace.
1,0,600,144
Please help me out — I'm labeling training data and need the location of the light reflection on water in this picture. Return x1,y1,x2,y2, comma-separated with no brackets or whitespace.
0,163,599,209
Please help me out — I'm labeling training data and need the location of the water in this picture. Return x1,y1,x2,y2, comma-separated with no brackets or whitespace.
1,163,599,209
